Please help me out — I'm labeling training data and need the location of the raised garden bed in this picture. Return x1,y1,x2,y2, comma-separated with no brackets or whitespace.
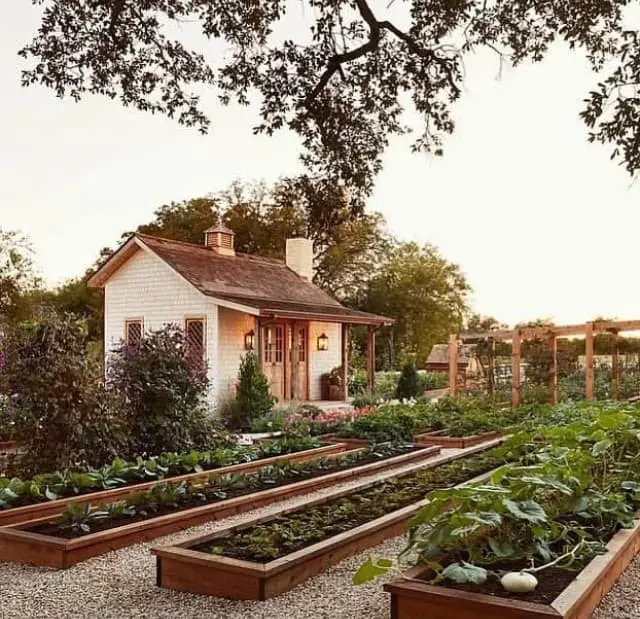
0,441,17,452
384,513,640,619
0,444,440,568
0,442,348,527
153,438,506,600
414,430,502,449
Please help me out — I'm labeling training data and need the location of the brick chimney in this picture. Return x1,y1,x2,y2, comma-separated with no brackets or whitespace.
286,238,313,280
204,224,235,256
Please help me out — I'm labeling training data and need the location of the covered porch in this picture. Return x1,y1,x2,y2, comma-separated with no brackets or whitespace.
241,300,392,404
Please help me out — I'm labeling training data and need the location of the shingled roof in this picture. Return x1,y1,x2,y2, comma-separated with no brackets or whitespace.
89,233,393,326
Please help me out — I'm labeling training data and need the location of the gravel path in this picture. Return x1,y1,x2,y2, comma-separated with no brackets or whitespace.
0,450,452,619
2,443,636,619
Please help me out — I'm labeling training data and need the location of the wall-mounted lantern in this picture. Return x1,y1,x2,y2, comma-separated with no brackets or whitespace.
317,332,329,351
244,329,255,351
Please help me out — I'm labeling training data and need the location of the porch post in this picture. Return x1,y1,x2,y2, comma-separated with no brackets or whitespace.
367,325,376,390
341,323,349,401
255,316,262,369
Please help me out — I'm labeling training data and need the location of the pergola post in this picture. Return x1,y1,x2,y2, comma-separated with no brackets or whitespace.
585,323,594,400
367,325,376,390
448,334,458,397
549,334,558,405
611,330,620,400
512,331,521,408
341,323,349,401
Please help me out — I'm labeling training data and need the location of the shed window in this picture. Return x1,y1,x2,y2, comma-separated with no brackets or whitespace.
185,318,206,373
125,319,143,348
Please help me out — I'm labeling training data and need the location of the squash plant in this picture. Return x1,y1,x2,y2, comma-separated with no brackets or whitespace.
354,407,640,590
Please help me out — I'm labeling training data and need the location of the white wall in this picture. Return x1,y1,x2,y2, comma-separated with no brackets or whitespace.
308,321,342,400
104,247,219,405
217,307,256,402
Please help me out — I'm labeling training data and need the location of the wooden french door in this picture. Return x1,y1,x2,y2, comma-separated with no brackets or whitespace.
262,324,285,402
261,322,309,402
289,324,309,401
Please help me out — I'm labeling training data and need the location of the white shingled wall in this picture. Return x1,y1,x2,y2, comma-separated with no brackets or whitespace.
308,321,342,400
217,307,256,402
104,247,219,406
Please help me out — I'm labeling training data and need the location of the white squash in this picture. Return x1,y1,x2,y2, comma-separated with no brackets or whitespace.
500,571,538,593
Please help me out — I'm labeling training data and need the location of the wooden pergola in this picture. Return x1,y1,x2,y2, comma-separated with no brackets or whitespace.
448,319,640,407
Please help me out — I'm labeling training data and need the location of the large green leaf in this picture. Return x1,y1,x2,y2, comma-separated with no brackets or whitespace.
488,537,515,558
503,499,547,523
441,562,487,585
352,557,393,585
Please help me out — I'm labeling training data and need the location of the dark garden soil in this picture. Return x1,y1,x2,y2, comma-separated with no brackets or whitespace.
190,446,509,563
27,445,422,539
423,565,579,606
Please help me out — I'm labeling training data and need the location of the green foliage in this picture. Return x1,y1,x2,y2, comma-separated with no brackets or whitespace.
131,180,390,301
224,353,275,431
22,1,640,193
49,442,414,536
0,313,130,475
0,228,41,322
107,324,212,456
359,243,469,368
396,363,420,400
200,443,515,562
384,406,640,590
0,436,322,510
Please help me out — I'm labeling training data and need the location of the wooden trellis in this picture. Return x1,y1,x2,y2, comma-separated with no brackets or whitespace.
449,319,640,407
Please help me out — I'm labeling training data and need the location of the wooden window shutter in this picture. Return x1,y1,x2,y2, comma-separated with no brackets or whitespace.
185,318,206,373
125,319,143,348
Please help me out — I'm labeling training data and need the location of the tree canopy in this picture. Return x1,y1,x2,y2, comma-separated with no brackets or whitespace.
0,228,40,322
359,241,470,367
133,177,390,300
20,1,640,201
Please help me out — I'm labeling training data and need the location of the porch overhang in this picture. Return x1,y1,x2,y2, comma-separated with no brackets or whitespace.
214,294,393,326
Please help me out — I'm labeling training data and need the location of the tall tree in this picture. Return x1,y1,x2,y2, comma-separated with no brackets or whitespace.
133,177,390,300
42,248,112,342
360,242,470,368
0,228,40,322
20,1,640,199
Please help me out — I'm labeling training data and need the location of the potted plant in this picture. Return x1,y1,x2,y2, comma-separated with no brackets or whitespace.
320,366,344,401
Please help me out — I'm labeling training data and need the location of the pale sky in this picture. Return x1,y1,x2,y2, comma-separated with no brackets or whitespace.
1,3,639,327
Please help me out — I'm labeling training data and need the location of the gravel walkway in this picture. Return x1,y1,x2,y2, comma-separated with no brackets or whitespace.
0,450,450,619
2,444,636,619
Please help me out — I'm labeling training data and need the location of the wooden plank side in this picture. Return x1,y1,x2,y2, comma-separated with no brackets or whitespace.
159,554,263,600
552,514,640,618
